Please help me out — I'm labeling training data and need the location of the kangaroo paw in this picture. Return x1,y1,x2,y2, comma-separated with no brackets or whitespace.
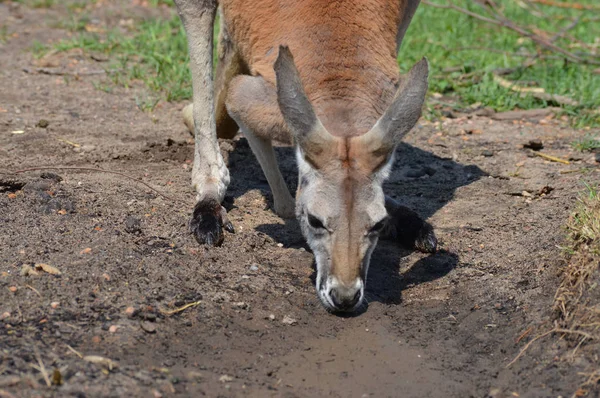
190,199,234,247
383,197,437,253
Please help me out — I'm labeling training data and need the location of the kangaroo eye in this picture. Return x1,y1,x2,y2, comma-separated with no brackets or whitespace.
369,219,387,235
307,213,326,230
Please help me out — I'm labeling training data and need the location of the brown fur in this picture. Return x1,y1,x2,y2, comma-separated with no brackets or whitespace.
214,17,249,139
218,0,411,139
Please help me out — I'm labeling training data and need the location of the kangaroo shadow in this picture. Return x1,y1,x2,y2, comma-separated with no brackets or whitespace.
228,138,485,308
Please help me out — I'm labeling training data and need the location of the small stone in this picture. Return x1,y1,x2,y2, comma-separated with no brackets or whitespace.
282,315,297,325
474,107,495,117
442,109,457,119
125,216,142,234
21,264,39,276
219,375,233,383
109,325,118,333
50,302,60,309
8,286,17,293
523,139,543,151
481,150,493,157
249,264,259,272
595,153,600,163
232,302,248,309
186,371,203,381
125,306,136,316
0,312,10,320
268,314,275,321
141,321,157,334
277,243,283,248
36,119,49,128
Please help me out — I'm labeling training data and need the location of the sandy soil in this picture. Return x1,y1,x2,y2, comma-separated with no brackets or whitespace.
1,2,599,397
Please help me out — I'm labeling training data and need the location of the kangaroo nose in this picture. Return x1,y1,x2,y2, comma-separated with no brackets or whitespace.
329,284,362,311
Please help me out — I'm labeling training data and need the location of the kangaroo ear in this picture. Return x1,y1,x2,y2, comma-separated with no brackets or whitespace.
357,58,429,164
274,46,334,168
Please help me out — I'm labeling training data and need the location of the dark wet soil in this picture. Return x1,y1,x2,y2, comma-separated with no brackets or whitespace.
1,1,599,397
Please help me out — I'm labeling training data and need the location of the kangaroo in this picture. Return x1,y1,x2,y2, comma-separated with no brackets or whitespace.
175,0,437,312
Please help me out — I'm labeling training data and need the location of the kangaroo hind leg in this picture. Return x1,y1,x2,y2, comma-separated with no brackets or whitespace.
226,75,295,218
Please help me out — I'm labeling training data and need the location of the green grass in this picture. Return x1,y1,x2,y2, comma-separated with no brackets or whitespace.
33,0,600,126
0,25,8,43
47,14,193,102
401,0,600,127
572,135,600,152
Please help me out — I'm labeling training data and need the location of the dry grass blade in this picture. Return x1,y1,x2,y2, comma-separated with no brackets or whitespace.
532,151,570,164
159,300,202,316
66,344,83,359
506,328,557,368
4,166,185,204
32,348,51,387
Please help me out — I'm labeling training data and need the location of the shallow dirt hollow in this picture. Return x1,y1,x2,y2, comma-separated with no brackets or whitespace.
1,2,600,397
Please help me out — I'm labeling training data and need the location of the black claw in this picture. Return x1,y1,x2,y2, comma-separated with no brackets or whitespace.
190,199,224,247
224,221,235,234
383,198,437,253
415,225,437,253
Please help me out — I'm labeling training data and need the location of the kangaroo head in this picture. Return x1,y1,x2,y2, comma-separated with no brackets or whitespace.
274,46,429,312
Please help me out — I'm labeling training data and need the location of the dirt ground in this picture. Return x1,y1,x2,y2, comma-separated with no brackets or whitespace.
1,2,600,397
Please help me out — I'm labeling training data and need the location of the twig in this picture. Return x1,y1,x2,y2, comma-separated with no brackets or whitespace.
22,67,107,76
515,326,533,343
66,344,83,359
549,16,581,44
506,328,557,368
32,348,51,387
159,300,202,316
56,138,81,148
452,47,564,61
533,151,571,164
25,285,41,297
528,0,600,10
5,166,185,204
507,327,596,368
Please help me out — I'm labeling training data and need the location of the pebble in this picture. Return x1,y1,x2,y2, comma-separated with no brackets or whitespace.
523,139,543,151
36,119,49,128
249,264,259,272
109,325,118,333
481,150,494,157
277,243,283,248
125,216,142,234
268,314,275,321
141,321,157,334
282,315,298,325
595,153,600,163
50,302,60,309
219,375,233,383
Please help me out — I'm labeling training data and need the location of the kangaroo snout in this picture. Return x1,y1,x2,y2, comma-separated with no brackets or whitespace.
326,278,364,312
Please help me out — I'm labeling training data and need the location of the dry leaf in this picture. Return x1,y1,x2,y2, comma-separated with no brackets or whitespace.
84,355,118,371
80,248,92,254
35,263,62,275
